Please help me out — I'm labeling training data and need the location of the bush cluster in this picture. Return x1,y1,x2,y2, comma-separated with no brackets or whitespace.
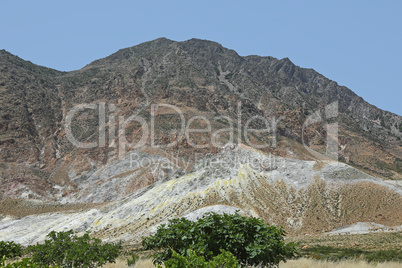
1,230,121,268
142,212,297,267
0,241,22,260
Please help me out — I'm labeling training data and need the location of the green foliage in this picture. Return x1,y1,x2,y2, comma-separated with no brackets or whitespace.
126,253,139,266
160,249,239,268
364,249,402,263
224,72,233,80
299,245,402,263
27,230,121,268
0,241,22,259
209,250,239,268
142,212,297,267
0,242,43,268
215,67,220,76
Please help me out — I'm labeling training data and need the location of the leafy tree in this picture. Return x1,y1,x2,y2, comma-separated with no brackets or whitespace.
142,212,296,267
27,230,121,268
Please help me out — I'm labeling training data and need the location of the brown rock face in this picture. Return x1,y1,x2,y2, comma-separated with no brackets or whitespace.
0,38,401,203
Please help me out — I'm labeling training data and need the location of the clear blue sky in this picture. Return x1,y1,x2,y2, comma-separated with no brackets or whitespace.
1,0,401,115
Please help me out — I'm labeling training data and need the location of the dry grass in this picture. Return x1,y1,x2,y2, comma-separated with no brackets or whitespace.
101,257,402,268
6,257,154,268
280,258,401,268
313,161,327,171
102,257,155,268
0,198,108,218
102,257,129,267
287,231,402,251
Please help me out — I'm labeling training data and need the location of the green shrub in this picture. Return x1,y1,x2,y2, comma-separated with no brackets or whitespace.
299,245,402,263
0,241,23,259
364,249,402,263
126,253,139,266
160,249,239,268
27,230,121,268
142,212,296,267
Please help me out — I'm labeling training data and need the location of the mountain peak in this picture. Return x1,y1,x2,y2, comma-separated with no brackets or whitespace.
85,38,239,69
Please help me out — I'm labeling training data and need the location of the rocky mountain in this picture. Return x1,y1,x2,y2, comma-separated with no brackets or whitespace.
0,38,401,244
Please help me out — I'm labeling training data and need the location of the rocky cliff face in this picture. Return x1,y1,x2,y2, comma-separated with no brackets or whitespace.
1,145,401,245
0,38,401,244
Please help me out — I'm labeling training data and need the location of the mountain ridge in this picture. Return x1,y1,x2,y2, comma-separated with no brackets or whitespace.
0,38,400,204
1,40,399,116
